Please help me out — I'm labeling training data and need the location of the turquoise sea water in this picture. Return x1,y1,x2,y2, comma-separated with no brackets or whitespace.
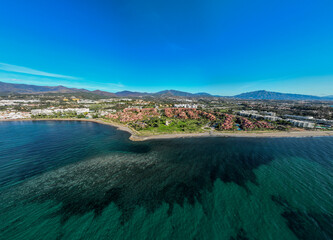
0,121,332,240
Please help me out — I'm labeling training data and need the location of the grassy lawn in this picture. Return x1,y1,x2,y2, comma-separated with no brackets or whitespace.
137,119,208,135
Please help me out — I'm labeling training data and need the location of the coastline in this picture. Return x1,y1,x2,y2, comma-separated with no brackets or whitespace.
129,130,333,141
1,118,333,141
0,118,137,137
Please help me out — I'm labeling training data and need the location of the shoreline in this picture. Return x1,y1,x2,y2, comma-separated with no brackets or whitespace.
1,118,333,141
0,118,137,137
129,130,333,141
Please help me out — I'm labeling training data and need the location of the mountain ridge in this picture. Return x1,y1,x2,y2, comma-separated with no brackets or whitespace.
0,81,332,100
233,90,333,100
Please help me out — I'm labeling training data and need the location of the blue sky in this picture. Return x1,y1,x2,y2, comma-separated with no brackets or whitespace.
0,0,333,96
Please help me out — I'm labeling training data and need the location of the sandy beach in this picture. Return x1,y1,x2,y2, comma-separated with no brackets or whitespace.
129,130,333,141
2,118,333,141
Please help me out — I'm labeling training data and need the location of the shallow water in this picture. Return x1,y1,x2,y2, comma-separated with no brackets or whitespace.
0,121,332,240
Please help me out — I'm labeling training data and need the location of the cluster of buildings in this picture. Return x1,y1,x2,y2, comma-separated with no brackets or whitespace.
106,108,159,122
133,100,151,105
164,108,216,121
283,114,314,121
165,108,200,120
73,98,137,104
200,111,216,121
237,110,317,128
284,114,333,126
236,116,273,130
217,113,273,131
106,107,219,123
315,118,333,126
174,104,198,108
219,114,235,130
77,99,98,104
0,111,31,119
0,107,112,120
287,119,315,128
0,99,40,106
31,108,90,116
0,96,331,132
238,110,281,121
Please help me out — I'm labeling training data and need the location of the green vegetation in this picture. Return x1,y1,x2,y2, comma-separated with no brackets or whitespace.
129,117,208,134
32,112,88,119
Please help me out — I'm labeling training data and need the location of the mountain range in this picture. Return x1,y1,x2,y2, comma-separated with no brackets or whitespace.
0,81,332,100
233,90,333,100
0,81,214,98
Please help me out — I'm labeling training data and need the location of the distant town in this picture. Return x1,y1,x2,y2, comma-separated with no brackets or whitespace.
1,92,332,135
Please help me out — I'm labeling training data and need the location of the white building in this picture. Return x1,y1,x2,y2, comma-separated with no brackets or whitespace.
0,111,31,119
287,119,315,128
174,104,198,108
31,109,54,115
263,116,281,121
284,115,314,121
31,108,90,115
262,111,276,116
0,100,40,106
78,99,98,104
238,110,282,121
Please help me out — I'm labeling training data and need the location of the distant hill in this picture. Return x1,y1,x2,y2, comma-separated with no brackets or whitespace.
115,91,150,97
0,81,332,100
91,90,116,97
156,90,192,97
114,90,214,97
0,81,89,94
155,90,213,97
233,90,331,100
0,81,119,97
195,92,217,97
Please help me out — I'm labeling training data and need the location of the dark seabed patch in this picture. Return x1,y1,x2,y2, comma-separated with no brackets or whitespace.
1,138,275,225
271,195,333,240
230,228,250,240
1,121,333,239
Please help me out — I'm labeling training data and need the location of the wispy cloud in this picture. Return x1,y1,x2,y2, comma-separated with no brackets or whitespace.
0,72,126,92
0,77,68,87
0,62,79,80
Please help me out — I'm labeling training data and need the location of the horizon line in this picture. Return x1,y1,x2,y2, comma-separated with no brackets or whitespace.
0,80,332,97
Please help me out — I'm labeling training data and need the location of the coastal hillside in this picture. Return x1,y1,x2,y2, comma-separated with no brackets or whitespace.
155,90,214,97
234,90,333,100
0,81,332,100
0,81,89,94
114,91,151,97
0,81,214,98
